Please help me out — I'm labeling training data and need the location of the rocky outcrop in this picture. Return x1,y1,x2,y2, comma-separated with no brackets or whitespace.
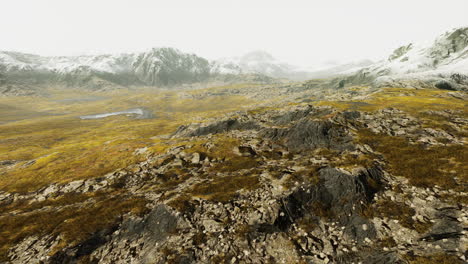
275,166,384,236
262,120,353,152
270,105,332,125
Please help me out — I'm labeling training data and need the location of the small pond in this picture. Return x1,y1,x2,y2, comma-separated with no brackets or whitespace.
79,108,153,120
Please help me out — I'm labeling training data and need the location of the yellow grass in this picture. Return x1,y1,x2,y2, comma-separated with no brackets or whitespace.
0,87,257,192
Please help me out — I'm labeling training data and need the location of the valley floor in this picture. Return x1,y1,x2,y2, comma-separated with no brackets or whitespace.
0,82,466,263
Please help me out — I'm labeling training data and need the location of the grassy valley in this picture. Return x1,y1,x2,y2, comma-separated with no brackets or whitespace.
0,86,260,192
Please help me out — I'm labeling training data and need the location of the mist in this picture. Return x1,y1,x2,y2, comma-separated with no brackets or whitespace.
1,0,467,68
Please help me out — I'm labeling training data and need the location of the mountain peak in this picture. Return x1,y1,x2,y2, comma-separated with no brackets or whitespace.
240,50,275,62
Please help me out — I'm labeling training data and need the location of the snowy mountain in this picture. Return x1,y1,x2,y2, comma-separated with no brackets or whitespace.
0,47,376,95
338,27,468,90
0,48,211,90
1,27,467,95
217,27,467,84
0,48,286,95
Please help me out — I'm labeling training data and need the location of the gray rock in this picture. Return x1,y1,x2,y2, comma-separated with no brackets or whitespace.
261,120,354,152
274,167,384,238
185,119,260,137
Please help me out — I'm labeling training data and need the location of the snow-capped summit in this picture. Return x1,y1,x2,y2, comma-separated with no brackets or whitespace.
211,51,297,79
356,27,468,78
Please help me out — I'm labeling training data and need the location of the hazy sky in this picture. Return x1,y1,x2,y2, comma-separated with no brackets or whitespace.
1,0,467,67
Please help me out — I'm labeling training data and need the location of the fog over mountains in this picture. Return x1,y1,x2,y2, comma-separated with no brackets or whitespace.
0,27,467,95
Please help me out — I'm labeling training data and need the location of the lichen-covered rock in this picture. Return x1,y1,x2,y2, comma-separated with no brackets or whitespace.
261,120,354,152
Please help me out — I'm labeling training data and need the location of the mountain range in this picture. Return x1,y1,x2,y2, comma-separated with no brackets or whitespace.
0,27,467,95
0,48,211,89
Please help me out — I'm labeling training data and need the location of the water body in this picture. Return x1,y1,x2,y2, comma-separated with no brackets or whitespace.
79,108,153,120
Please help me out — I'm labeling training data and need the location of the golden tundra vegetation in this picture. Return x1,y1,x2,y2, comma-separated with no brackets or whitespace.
0,84,258,192
0,83,466,261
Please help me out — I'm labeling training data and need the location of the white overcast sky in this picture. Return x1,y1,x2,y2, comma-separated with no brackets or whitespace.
1,0,467,67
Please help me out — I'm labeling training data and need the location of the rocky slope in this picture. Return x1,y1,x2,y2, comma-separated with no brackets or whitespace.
0,83,466,263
